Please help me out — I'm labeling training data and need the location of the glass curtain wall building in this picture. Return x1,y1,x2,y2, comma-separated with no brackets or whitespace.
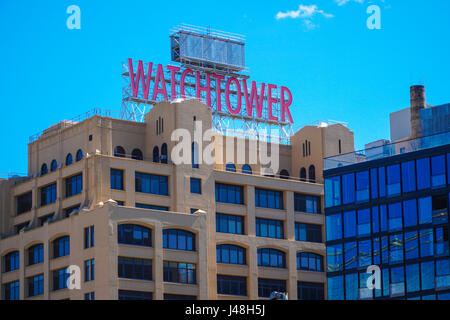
324,143,450,300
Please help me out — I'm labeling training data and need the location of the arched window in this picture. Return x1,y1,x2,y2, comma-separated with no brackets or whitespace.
28,244,44,266
41,164,48,176
300,168,307,182
50,160,58,172
152,146,159,163
160,143,168,164
53,236,70,259
163,229,195,251
216,244,246,265
66,153,73,166
191,142,199,169
226,163,236,172
4,251,20,272
257,248,286,268
118,224,152,247
114,146,126,158
297,252,323,272
131,149,143,161
76,149,83,162
242,164,252,175
309,165,316,183
279,170,290,179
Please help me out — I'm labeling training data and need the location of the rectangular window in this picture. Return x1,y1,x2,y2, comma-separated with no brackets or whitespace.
390,266,405,297
255,188,284,210
388,202,403,231
378,167,386,198
65,174,83,197
297,282,324,300
163,261,196,284
431,155,446,188
28,244,43,266
326,213,342,241
215,183,244,205
421,261,435,291
4,251,20,272
295,223,322,243
357,209,371,237
420,229,434,257
119,290,153,300
372,206,380,233
40,183,57,206
402,161,416,193
342,173,355,204
118,256,152,281
217,275,247,296
358,240,372,267
84,292,95,300
4,281,20,300
390,233,404,264
327,244,343,273
135,172,168,196
370,168,378,199
327,275,344,300
53,268,69,291
190,178,201,194
417,158,431,190
294,193,321,214
84,226,94,249
216,213,245,235
17,192,32,215
110,169,124,190
136,203,169,211
403,199,418,227
256,218,284,239
344,242,357,270
405,231,419,260
386,164,401,196
356,171,369,203
343,210,356,238
405,264,419,294
258,278,286,298
84,259,95,282
27,274,44,297
325,176,341,208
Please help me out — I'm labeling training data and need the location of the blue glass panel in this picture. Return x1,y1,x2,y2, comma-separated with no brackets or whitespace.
327,244,343,272
388,202,402,232
401,161,416,193
403,199,418,227
404,231,419,260
356,171,369,203
418,197,432,224
328,275,344,300
370,168,378,200
378,167,386,197
390,266,405,296
325,176,341,208
431,155,446,187
372,206,380,234
358,240,372,268
345,273,358,300
417,158,431,190
380,205,388,232
436,259,450,290
386,164,401,196
344,242,357,270
343,210,356,238
342,173,355,204
421,261,435,291
357,209,371,237
420,229,434,257
373,238,381,265
389,234,403,264
406,264,420,293
326,213,342,241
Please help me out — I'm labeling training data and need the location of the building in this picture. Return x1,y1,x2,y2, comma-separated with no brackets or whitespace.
0,98,354,300
323,86,450,300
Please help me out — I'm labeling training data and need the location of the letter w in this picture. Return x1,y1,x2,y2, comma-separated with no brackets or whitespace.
243,80,265,118
128,58,153,100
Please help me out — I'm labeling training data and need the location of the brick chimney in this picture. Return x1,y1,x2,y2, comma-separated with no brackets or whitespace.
410,85,426,139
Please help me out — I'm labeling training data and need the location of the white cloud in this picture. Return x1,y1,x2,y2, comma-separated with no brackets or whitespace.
275,4,334,20
334,0,364,6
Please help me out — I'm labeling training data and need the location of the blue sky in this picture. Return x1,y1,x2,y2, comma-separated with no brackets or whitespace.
1,0,449,175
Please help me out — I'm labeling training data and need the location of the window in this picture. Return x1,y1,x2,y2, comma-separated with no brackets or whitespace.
84,259,95,282
372,206,380,233
388,202,403,231
4,251,20,272
255,188,283,209
370,168,378,199
343,210,356,238
132,148,143,161
298,282,324,300
15,222,29,233
160,144,168,163
53,268,69,291
387,164,401,196
192,142,199,168
297,252,323,272
50,160,58,172
226,163,236,172
342,173,355,204
27,274,44,297
295,223,322,243
308,166,316,183
53,236,70,258
190,208,198,214
164,294,197,300
421,261,435,291
216,213,244,235
378,167,386,197
432,194,449,224
76,149,83,162
17,192,32,215
152,146,159,163
242,164,252,175
300,168,307,181
357,209,371,237
390,266,405,296
118,224,152,247
419,197,432,224
4,281,20,300
328,275,344,300
89,134,93,141
216,244,246,265
327,244,343,272
119,290,152,300
417,158,431,190
65,174,82,197
294,193,321,214
215,183,244,204
136,203,169,211
356,171,369,202
28,244,43,266
135,172,168,196
41,163,48,176
405,231,419,260
217,275,247,296
110,169,124,190
344,242,357,270
325,176,341,208
258,278,286,298
163,261,196,284
420,229,434,257
402,161,416,193
390,233,404,264
41,183,56,206
279,169,290,179
85,292,95,300
256,218,284,239
118,257,152,281
431,155,446,187
190,178,201,194
258,248,286,268
163,229,195,251
326,213,342,241
436,259,450,289
358,240,372,267
435,227,449,257
84,226,94,249
114,146,126,158
404,199,418,227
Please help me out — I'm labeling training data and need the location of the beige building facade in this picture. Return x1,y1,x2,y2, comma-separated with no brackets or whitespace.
0,99,354,300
